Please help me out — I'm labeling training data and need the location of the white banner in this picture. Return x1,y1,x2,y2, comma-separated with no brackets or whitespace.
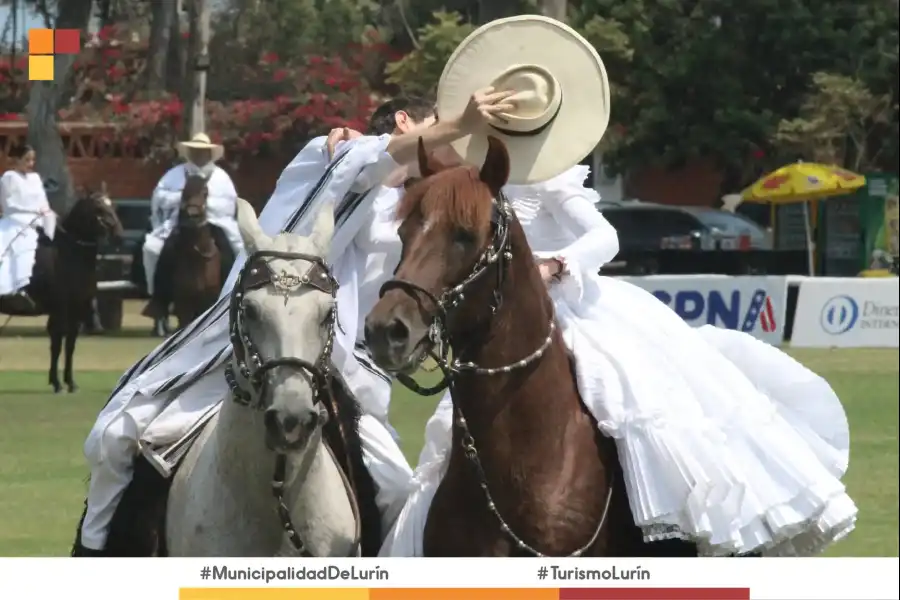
0,557,898,599
792,278,899,348
620,275,788,345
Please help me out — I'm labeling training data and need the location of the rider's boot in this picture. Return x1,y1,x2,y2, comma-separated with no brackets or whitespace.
71,542,107,557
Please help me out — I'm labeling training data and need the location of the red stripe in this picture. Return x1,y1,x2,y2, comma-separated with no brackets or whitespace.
760,297,775,333
558,588,750,600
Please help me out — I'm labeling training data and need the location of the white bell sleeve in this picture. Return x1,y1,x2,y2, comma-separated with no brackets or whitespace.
540,166,620,272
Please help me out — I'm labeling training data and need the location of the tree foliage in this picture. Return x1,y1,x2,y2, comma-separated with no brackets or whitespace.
384,11,475,98
3,0,898,181
775,72,895,171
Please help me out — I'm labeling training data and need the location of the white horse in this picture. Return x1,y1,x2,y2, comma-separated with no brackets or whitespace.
165,199,359,556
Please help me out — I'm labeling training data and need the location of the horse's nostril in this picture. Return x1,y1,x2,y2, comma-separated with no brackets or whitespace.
264,408,279,436
386,317,410,346
281,415,299,434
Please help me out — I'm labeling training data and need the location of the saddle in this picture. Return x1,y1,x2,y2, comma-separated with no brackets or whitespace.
71,368,382,557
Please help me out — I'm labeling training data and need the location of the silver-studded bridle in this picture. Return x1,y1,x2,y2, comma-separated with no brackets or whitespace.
225,250,338,409
224,249,362,558
378,191,556,396
376,192,605,558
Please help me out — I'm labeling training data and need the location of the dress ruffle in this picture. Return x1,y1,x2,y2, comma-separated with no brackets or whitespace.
378,172,857,558
380,277,858,557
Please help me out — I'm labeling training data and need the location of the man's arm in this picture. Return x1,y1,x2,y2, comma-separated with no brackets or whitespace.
329,87,516,190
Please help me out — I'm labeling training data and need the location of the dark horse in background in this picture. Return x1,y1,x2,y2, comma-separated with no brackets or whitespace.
0,183,124,393
365,138,702,557
142,174,235,332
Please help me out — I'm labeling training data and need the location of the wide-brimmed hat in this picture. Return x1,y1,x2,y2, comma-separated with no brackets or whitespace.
437,15,610,184
177,133,224,162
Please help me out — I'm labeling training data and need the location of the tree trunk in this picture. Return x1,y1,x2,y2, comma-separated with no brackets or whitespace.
26,0,94,214
182,0,211,137
146,0,176,97
165,0,185,93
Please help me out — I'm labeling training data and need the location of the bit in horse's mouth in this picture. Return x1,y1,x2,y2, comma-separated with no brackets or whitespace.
387,341,430,376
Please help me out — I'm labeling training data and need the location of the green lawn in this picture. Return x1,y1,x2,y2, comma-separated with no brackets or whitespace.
0,348,896,557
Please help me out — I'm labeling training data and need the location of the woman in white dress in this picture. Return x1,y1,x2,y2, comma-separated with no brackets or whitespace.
0,143,57,302
381,165,857,558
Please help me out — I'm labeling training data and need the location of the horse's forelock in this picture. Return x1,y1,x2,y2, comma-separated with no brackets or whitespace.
182,175,208,202
396,166,494,233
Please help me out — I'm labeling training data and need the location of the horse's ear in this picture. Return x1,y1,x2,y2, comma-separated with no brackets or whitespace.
308,202,334,254
417,137,434,178
479,136,510,196
236,197,272,252
99,180,108,196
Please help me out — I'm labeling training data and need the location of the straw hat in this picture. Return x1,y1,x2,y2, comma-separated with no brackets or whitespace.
437,15,610,184
177,133,224,162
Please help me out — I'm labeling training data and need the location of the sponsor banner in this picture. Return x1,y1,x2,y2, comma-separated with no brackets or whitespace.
792,278,899,348
621,275,787,345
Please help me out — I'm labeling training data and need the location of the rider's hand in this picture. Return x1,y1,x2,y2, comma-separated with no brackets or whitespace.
537,259,557,284
456,87,517,133
326,127,363,159
537,258,564,284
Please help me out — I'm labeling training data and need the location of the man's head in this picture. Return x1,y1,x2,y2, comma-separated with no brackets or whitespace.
186,148,213,168
367,97,437,136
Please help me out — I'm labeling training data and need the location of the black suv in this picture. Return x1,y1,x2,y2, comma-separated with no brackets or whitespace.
96,198,151,293
596,201,769,275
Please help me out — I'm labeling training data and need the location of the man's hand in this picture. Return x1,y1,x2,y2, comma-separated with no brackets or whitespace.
326,127,363,159
456,87,517,133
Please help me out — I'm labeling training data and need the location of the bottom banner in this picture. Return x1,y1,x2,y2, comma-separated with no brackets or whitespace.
180,589,751,600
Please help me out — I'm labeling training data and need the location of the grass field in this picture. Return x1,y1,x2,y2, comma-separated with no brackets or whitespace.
0,303,897,556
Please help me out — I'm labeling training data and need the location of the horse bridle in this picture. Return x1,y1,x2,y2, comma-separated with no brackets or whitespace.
378,191,610,557
380,192,557,395
223,249,362,557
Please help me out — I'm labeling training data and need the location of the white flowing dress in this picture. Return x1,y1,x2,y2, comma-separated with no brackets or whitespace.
0,170,56,295
380,166,856,557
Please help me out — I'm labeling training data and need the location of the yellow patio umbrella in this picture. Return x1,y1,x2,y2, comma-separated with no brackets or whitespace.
740,162,867,274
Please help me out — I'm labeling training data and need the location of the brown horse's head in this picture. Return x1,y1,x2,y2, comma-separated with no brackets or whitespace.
68,181,124,241
179,174,209,228
365,136,511,372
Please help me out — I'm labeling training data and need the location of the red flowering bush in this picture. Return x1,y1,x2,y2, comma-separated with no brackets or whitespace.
2,23,396,162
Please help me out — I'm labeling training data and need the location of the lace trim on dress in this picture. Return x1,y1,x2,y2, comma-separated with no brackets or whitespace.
505,165,593,224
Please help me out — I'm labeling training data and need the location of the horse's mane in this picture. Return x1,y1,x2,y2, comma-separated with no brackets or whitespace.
397,165,495,233
323,370,382,556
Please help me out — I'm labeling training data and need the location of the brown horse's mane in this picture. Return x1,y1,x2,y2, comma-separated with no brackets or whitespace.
396,165,495,233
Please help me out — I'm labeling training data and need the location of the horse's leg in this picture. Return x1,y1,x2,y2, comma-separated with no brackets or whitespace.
47,312,63,393
63,312,82,393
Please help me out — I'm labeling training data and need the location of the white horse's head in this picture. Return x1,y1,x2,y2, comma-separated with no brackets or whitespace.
232,198,336,453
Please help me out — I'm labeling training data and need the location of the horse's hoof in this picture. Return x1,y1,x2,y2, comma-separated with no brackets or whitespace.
52,385,63,394
68,385,79,394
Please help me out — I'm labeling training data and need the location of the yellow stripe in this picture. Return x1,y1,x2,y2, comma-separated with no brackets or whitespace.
180,588,370,600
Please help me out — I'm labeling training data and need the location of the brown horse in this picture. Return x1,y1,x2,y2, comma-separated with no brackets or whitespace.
0,183,124,393
147,174,235,330
365,138,698,557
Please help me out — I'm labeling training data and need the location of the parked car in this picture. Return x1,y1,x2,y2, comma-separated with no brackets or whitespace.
680,206,772,250
595,201,769,275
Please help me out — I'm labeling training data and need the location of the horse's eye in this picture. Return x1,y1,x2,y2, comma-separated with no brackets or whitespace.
453,227,476,246
242,302,259,322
